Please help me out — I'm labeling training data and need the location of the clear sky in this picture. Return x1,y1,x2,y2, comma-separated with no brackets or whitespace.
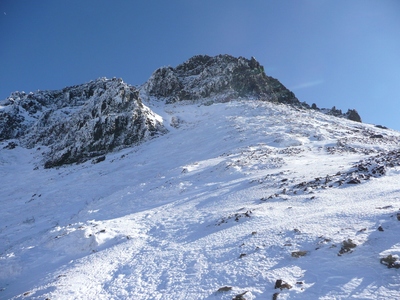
1,0,399,130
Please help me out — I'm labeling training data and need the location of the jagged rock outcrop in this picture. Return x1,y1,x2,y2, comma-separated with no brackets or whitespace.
143,54,300,105
345,109,362,122
143,54,362,122
326,106,362,122
315,105,362,123
0,78,166,167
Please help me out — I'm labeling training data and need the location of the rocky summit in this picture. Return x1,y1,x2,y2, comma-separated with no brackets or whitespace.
144,54,299,104
0,54,361,168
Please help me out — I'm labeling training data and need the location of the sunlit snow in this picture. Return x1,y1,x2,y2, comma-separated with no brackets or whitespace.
1,99,400,299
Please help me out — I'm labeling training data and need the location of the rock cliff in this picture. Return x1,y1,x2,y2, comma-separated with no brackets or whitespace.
0,78,166,167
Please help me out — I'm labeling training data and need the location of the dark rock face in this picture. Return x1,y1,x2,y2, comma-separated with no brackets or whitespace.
320,106,362,123
346,109,362,122
144,54,299,105
0,78,166,167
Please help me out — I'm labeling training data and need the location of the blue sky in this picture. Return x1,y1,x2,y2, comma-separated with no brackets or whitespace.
1,0,399,130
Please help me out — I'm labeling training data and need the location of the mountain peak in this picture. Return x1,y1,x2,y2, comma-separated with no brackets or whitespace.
144,54,299,105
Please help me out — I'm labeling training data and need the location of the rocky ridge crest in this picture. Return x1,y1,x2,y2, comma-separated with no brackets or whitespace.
0,78,165,167
143,54,299,105
144,54,361,121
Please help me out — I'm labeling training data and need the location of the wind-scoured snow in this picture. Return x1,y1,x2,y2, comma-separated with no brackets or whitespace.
1,99,400,299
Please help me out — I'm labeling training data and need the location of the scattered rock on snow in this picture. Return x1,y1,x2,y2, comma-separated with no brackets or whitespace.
91,155,106,164
274,279,292,290
338,239,357,255
269,149,400,198
291,250,308,258
375,124,388,129
347,178,361,184
370,134,384,139
216,210,253,225
376,205,394,210
170,116,183,128
380,255,400,269
217,286,233,292
3,141,17,149
274,280,283,289
232,291,248,300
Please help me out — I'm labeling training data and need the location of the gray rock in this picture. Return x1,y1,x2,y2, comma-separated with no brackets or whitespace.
144,54,299,105
0,78,166,167
346,109,362,122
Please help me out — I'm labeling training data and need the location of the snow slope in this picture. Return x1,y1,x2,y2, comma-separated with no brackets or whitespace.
1,99,400,299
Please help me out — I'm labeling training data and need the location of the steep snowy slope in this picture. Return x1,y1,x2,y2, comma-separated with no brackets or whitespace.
1,98,400,299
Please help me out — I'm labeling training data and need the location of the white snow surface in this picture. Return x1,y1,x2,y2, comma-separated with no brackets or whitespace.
1,99,400,299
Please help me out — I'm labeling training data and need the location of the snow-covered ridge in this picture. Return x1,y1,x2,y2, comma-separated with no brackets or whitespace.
143,54,361,122
0,77,166,167
0,55,363,168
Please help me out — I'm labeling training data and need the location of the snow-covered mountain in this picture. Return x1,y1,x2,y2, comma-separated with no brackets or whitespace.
0,78,165,168
0,55,361,169
1,55,399,299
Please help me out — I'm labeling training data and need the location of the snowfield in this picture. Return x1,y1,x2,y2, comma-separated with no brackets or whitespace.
1,99,400,299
